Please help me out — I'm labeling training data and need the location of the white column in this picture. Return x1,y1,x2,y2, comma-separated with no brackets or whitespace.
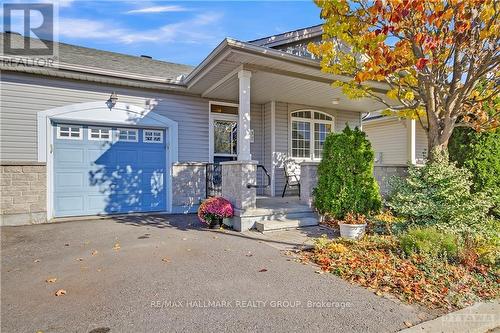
237,70,252,161
407,119,416,165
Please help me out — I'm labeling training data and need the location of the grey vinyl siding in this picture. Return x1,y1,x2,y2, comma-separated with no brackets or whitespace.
0,73,209,162
262,102,273,196
363,119,408,165
274,102,289,196
415,122,428,164
271,102,361,197
250,103,264,194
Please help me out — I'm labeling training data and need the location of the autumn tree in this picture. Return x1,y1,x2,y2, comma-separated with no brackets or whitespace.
309,0,499,159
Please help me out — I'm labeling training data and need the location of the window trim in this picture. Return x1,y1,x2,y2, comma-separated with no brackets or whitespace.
56,124,83,140
289,110,334,160
143,129,164,144
116,128,139,142
88,126,112,141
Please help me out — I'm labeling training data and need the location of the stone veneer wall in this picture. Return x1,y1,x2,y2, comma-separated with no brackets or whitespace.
373,165,408,197
171,162,207,214
1,162,47,226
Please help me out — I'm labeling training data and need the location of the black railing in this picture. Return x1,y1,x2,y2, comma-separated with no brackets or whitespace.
206,163,271,197
247,165,271,189
206,163,222,197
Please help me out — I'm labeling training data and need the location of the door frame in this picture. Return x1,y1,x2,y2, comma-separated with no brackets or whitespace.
37,101,178,219
208,101,239,163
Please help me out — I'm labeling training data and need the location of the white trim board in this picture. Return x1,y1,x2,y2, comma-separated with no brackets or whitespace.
37,101,179,219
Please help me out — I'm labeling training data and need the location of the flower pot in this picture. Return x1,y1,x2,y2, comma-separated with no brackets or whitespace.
339,223,366,240
209,218,222,229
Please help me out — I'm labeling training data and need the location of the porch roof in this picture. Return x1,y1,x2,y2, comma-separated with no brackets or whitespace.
185,38,394,113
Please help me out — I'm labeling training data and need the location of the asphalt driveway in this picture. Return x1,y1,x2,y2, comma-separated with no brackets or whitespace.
1,215,430,333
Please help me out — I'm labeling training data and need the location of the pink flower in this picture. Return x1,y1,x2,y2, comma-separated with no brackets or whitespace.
198,197,234,224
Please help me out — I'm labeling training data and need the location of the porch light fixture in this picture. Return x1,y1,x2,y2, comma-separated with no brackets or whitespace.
107,92,118,109
331,98,340,105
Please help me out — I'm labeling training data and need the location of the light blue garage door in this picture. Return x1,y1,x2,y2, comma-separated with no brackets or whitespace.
53,123,167,217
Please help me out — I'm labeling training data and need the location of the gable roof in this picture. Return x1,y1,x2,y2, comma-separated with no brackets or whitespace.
0,32,194,84
248,24,323,48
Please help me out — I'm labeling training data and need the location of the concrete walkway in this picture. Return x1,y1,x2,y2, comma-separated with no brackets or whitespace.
242,225,337,251
1,214,431,333
400,301,500,333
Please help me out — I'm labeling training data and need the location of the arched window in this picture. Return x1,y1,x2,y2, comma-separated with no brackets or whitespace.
290,110,334,159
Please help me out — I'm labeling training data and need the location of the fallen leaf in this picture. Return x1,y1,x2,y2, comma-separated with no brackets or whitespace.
64,243,69,247
404,321,412,327
46,277,57,283
182,238,188,241
245,252,253,257
375,290,383,296
186,249,192,252
34,259,41,263
161,257,171,263
97,268,102,272
315,270,324,274
76,258,84,261
113,243,121,250
258,269,268,272
91,250,98,256
55,289,66,296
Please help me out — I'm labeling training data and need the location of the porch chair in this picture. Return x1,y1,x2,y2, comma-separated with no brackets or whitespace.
282,159,301,197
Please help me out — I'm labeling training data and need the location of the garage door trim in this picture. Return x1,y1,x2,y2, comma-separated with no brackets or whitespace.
37,101,178,219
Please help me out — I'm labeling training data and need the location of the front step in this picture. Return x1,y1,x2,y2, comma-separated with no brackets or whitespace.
255,216,319,232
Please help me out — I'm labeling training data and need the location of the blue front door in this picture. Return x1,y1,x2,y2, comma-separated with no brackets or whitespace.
53,123,167,217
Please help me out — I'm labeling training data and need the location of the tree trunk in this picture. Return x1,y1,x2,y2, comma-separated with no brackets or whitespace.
426,106,455,161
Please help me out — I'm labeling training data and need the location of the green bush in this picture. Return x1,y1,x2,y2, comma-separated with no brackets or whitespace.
387,150,492,236
314,125,381,219
400,227,458,261
449,128,500,216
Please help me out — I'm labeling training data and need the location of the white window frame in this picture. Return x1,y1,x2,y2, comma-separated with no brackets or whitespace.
289,110,334,160
116,128,139,142
56,124,83,140
143,129,164,144
88,126,112,141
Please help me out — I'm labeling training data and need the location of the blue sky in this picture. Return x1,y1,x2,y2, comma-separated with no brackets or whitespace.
5,0,323,65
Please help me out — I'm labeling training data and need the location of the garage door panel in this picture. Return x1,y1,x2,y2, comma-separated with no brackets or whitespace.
116,149,140,164
89,148,114,165
142,171,165,193
54,125,167,217
56,148,85,164
87,194,108,211
56,172,85,188
143,193,165,210
142,151,165,166
55,195,85,213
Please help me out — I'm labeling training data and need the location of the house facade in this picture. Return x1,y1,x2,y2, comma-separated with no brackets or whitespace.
0,26,390,228
362,113,429,195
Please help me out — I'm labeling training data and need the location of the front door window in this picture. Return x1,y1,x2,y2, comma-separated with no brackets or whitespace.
214,120,237,156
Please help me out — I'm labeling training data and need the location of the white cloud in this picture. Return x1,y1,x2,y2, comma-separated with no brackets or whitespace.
57,12,224,45
126,5,189,14
57,18,127,40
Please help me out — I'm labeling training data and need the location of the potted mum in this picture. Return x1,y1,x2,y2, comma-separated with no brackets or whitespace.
338,212,367,240
198,197,234,229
